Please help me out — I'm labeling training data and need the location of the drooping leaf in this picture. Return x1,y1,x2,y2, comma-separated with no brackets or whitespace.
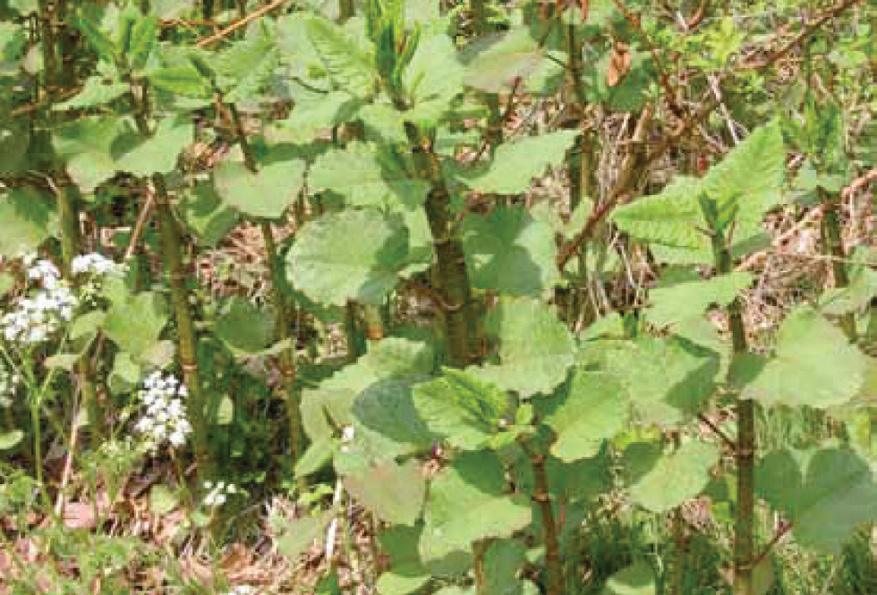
756,448,877,553
0,430,24,450
463,27,545,93
819,251,877,316
0,188,57,257
462,206,559,296
146,65,213,98
308,142,428,209
483,539,528,595
214,158,306,220
53,76,130,111
543,370,628,462
600,335,720,427
53,116,130,192
115,117,191,177
477,298,575,397
602,561,657,595
214,297,274,354
351,378,435,454
741,306,866,409
287,209,409,307
274,511,333,560
420,451,531,575
376,525,430,594
343,459,425,526
214,25,278,101
413,368,509,450
181,182,239,246
126,14,158,72
458,130,578,195
102,291,168,360
624,441,719,513
647,271,753,328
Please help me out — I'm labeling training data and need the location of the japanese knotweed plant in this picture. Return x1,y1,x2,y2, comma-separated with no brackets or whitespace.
1,0,877,593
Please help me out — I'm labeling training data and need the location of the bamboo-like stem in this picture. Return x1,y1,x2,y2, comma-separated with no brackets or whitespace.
520,439,563,594
362,305,385,341
260,221,305,464
228,101,305,464
819,188,856,339
152,174,212,475
709,209,755,595
404,123,475,367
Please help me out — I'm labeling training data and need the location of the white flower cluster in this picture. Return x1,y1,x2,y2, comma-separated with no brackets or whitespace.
202,480,238,508
71,252,123,277
1,259,77,345
0,363,20,408
224,586,257,595
134,372,192,451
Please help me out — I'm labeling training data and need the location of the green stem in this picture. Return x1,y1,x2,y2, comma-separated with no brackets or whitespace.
819,187,856,339
345,302,366,361
404,123,475,368
712,221,755,595
153,173,211,476
521,439,563,595
228,100,305,464
260,222,305,465
362,304,385,341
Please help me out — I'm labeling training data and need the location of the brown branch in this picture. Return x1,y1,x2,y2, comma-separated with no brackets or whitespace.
752,521,794,566
195,0,291,48
698,413,736,452
685,0,709,29
739,0,863,70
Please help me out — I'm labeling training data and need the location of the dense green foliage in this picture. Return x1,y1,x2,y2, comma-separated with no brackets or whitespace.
1,0,877,593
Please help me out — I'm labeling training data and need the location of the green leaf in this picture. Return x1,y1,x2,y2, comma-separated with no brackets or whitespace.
612,121,784,263
624,441,719,513
647,271,753,328
271,90,361,143
214,297,274,354
126,15,158,72
403,31,465,125
147,65,213,98
0,188,57,257
0,272,14,297
0,430,24,450
602,561,657,595
420,451,531,575
53,77,130,111
115,117,191,177
483,539,528,595
214,26,278,101
214,158,306,220
149,485,178,515
181,182,239,246
756,448,877,553
274,511,332,560
377,525,430,594
351,379,435,455
74,14,116,62
102,291,168,360
600,335,719,427
543,370,628,462
819,252,877,316
741,306,866,409
108,351,141,395
53,116,130,192
462,206,559,296
458,130,578,195
287,209,409,307
305,16,376,95
477,297,575,397
308,142,428,209
343,459,425,525
463,27,545,93
413,368,509,450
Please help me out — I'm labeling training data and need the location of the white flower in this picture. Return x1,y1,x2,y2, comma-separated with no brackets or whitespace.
71,252,123,277
202,480,239,510
134,372,192,453
0,363,19,408
225,585,258,595
0,272,78,347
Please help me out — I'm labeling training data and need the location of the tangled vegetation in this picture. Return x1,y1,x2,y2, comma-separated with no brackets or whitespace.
1,0,877,593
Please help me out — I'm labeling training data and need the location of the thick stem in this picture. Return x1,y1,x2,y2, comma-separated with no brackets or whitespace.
153,174,211,475
362,305,385,341
819,188,856,339
260,222,304,464
529,449,563,594
713,227,755,595
339,0,355,21
404,123,475,367
229,100,305,464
